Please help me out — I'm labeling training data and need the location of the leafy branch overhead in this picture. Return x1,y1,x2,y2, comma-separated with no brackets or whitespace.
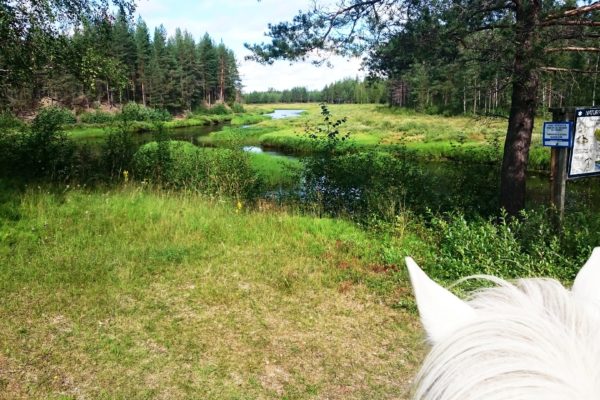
245,0,403,64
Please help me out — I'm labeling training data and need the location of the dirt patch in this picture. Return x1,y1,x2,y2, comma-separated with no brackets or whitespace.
260,364,291,396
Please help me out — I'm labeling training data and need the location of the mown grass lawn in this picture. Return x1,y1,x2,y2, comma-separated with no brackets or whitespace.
0,186,425,399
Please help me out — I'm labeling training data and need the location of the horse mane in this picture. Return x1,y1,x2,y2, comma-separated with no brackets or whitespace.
413,276,600,400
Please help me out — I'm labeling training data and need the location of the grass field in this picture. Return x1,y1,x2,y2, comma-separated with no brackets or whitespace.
0,185,425,399
248,152,302,189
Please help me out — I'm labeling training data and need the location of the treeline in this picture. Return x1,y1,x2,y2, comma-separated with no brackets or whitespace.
1,10,241,114
243,78,387,104
369,32,600,115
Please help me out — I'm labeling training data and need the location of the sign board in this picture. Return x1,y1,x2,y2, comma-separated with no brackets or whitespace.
543,122,572,147
568,108,600,178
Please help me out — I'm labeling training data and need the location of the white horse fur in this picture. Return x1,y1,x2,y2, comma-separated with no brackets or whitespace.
406,247,600,400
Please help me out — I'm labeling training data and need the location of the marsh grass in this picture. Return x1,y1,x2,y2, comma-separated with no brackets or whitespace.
244,103,549,169
66,115,235,140
0,185,424,399
248,153,302,189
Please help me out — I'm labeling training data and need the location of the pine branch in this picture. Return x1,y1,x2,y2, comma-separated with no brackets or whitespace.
545,47,600,53
540,66,599,74
543,2,600,22
540,20,600,27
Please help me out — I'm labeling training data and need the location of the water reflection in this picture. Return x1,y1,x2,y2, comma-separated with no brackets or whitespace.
264,109,304,119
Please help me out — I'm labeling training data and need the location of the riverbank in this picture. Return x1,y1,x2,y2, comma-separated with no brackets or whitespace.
65,112,269,140
1,179,597,399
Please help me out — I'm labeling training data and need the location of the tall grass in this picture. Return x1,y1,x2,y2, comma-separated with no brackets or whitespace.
0,185,423,399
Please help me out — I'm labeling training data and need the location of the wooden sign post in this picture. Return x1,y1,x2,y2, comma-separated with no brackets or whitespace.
548,107,575,224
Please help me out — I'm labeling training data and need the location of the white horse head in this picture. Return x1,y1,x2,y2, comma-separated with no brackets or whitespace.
406,248,600,400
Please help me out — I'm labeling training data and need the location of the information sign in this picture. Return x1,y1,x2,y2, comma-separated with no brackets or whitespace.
543,122,572,147
568,108,600,178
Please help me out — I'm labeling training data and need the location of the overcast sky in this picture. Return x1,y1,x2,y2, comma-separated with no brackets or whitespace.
135,0,366,92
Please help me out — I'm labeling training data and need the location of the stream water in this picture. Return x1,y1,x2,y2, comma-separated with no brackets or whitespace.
76,110,599,212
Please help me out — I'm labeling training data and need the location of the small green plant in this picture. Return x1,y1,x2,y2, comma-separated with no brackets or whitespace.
231,102,245,113
305,103,349,153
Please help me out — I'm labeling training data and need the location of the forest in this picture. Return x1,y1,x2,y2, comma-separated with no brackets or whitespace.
1,9,241,115
243,78,388,104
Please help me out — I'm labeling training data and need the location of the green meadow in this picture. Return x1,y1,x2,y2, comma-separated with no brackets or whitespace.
0,186,424,399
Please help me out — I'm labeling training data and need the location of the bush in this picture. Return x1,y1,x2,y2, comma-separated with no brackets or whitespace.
0,130,23,176
36,106,76,125
0,108,76,180
79,110,114,124
0,113,26,175
101,127,136,179
303,150,433,220
194,103,232,115
133,140,262,201
120,103,172,123
231,103,245,113
0,112,25,130
424,209,600,284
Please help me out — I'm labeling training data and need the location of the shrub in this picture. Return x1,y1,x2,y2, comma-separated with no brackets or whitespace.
133,140,262,201
194,103,231,115
36,106,76,125
303,150,431,220
120,103,172,123
425,209,600,284
0,112,24,130
101,127,136,179
231,102,245,113
0,108,76,180
0,130,23,177
0,113,26,176
79,110,114,124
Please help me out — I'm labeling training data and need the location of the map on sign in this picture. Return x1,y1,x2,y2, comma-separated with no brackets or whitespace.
568,108,600,178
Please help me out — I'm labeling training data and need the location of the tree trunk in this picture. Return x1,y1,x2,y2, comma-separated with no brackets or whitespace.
141,81,146,107
500,0,540,216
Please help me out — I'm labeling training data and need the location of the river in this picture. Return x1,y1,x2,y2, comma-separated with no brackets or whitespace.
76,109,599,212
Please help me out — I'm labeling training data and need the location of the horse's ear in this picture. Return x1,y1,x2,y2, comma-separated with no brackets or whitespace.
406,257,476,344
572,247,600,305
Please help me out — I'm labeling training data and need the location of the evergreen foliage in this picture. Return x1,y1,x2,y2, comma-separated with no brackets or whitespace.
243,78,387,104
0,9,241,114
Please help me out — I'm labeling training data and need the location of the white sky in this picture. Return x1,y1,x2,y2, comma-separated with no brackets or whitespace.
135,0,366,92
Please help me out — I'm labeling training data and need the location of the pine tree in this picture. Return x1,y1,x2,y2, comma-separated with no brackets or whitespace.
135,19,152,106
